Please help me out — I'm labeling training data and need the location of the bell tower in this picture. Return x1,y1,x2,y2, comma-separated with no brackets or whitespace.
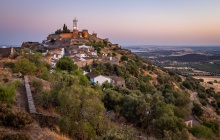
73,18,78,30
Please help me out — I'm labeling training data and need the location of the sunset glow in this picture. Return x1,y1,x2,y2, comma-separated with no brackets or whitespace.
0,0,220,46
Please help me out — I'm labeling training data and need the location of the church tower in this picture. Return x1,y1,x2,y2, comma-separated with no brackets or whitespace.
72,18,79,38
73,18,78,30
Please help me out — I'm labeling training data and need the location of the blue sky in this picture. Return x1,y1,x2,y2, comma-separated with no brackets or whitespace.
0,0,220,46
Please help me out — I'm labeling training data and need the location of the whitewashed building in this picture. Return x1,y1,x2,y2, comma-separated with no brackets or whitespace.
86,72,112,85
78,44,92,49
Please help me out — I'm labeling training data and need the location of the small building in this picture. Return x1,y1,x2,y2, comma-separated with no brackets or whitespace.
110,57,119,63
86,72,112,85
0,47,15,58
49,48,65,59
110,76,126,87
78,44,92,49
184,117,193,128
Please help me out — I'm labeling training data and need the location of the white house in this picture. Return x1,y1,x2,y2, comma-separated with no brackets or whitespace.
76,53,88,58
51,48,65,59
86,72,112,85
94,75,112,85
78,44,92,49
91,50,97,56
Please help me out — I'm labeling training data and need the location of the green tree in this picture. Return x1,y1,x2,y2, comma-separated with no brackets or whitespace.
55,29,62,34
62,24,70,33
120,55,128,61
44,72,107,139
56,57,77,72
203,120,219,134
125,77,140,90
4,62,15,69
190,125,214,139
103,89,123,111
192,102,203,117
120,94,147,124
14,58,37,75
0,80,21,104
31,78,43,94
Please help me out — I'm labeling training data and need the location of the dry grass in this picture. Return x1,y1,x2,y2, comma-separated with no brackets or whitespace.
193,76,220,82
21,122,70,140
193,76,220,92
0,107,70,140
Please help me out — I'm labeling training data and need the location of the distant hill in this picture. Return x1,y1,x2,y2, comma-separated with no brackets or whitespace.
0,45,21,48
159,54,220,62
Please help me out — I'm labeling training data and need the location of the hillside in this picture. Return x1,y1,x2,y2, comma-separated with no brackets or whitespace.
1,31,220,140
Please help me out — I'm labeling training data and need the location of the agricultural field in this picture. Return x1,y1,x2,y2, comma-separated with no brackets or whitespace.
191,63,220,74
194,76,220,92
165,62,220,76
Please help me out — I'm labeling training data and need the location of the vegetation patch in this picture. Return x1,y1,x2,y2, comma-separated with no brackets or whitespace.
0,134,29,140
0,104,33,128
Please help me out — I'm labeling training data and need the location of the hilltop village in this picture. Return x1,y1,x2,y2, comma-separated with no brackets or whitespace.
22,19,119,68
1,19,220,140
1,19,124,85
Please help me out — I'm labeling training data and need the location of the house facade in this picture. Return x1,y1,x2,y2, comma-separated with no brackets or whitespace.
93,75,112,85
86,72,112,85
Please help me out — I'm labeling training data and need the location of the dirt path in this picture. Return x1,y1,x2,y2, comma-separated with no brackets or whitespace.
14,79,28,112
189,92,201,125
191,92,220,123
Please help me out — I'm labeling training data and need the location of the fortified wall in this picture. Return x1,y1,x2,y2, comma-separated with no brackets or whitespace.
48,29,93,40
60,33,73,39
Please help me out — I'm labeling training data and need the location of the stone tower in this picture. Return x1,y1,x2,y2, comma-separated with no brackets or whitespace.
73,18,78,30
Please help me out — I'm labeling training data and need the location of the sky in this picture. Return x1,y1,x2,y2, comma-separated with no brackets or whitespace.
0,0,220,46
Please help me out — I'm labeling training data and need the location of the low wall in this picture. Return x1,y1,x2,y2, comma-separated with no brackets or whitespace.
60,33,73,38
24,76,37,114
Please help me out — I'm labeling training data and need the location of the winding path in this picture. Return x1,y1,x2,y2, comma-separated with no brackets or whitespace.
190,91,220,123
190,92,201,125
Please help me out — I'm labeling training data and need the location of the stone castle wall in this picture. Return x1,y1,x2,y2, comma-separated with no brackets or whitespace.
60,33,73,38
82,29,89,38
72,29,79,38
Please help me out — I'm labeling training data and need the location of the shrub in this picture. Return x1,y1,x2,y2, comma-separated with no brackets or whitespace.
102,125,138,140
13,58,37,75
211,101,217,108
36,91,56,109
56,57,77,72
203,120,219,134
120,55,128,61
0,104,33,128
4,62,15,69
192,103,203,117
0,134,29,140
50,39,56,43
3,77,9,83
190,125,214,139
199,99,207,106
0,80,21,104
31,78,43,94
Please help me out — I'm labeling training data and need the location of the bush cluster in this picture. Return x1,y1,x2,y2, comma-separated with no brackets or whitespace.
0,104,33,128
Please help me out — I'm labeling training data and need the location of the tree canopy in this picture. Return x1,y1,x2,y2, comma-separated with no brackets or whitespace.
56,57,77,72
